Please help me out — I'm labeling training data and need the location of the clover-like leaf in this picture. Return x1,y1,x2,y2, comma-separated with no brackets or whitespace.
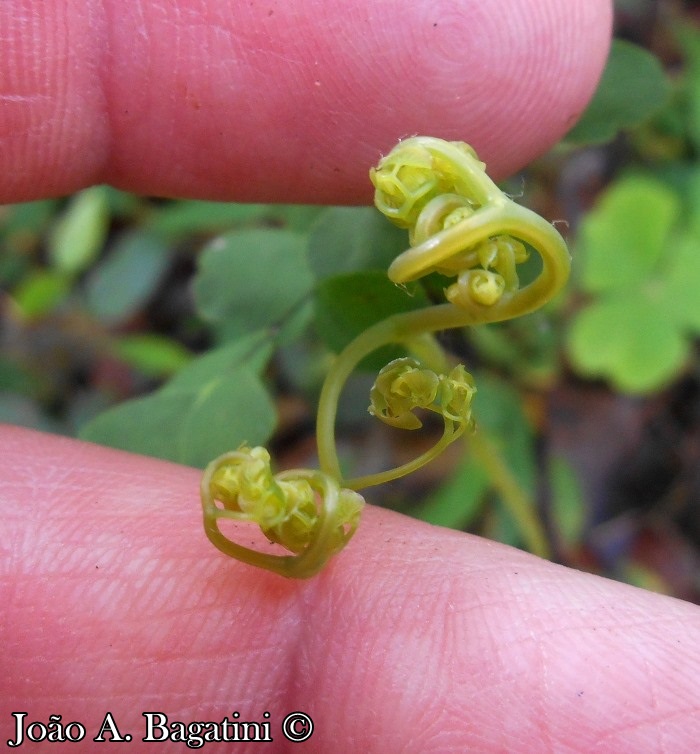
568,292,687,393
194,229,314,339
577,177,679,293
80,333,276,467
567,176,698,394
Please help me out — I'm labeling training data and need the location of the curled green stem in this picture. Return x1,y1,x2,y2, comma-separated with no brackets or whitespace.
317,197,569,488
202,136,569,577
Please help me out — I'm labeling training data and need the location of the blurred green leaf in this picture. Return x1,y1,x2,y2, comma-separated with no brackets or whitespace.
147,201,271,239
675,22,700,153
468,312,559,387
473,375,537,496
85,230,171,324
0,393,61,433
80,369,276,467
162,331,273,393
194,229,314,339
308,207,407,280
48,187,110,275
566,39,670,145
314,271,430,370
147,201,322,241
483,506,520,549
577,177,679,293
11,269,70,318
567,176,699,393
548,455,587,549
276,337,334,397
413,453,489,529
0,201,54,284
681,169,700,235
0,358,39,394
469,375,538,549
0,251,28,287
102,187,142,218
620,561,671,595
0,199,58,255
272,205,323,232
112,334,193,378
568,293,687,393
658,233,700,333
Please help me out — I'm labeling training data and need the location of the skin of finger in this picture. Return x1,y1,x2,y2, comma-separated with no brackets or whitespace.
1,425,698,753
0,0,611,204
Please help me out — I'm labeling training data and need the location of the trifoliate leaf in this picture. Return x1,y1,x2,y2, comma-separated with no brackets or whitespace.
567,293,687,393
577,177,679,293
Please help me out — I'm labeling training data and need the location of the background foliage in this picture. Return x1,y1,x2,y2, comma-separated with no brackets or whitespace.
2,0,699,600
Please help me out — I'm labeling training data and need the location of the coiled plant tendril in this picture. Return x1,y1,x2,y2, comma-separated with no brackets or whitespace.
201,136,570,577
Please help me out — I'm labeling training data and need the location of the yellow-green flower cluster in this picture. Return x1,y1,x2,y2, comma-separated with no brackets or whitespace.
369,358,476,432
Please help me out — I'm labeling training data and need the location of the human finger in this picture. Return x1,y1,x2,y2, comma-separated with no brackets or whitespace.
1,425,698,753
1,0,611,203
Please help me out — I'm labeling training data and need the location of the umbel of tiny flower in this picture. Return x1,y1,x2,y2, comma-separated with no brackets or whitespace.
369,358,441,429
369,136,567,317
442,235,530,307
370,140,485,229
201,446,364,578
369,358,476,433
209,446,318,552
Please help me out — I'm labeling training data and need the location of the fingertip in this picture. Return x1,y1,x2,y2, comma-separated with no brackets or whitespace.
1,0,612,203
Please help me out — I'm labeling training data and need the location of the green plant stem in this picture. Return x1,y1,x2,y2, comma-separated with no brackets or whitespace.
406,332,452,373
468,430,550,559
343,423,464,491
316,305,463,481
409,136,504,208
